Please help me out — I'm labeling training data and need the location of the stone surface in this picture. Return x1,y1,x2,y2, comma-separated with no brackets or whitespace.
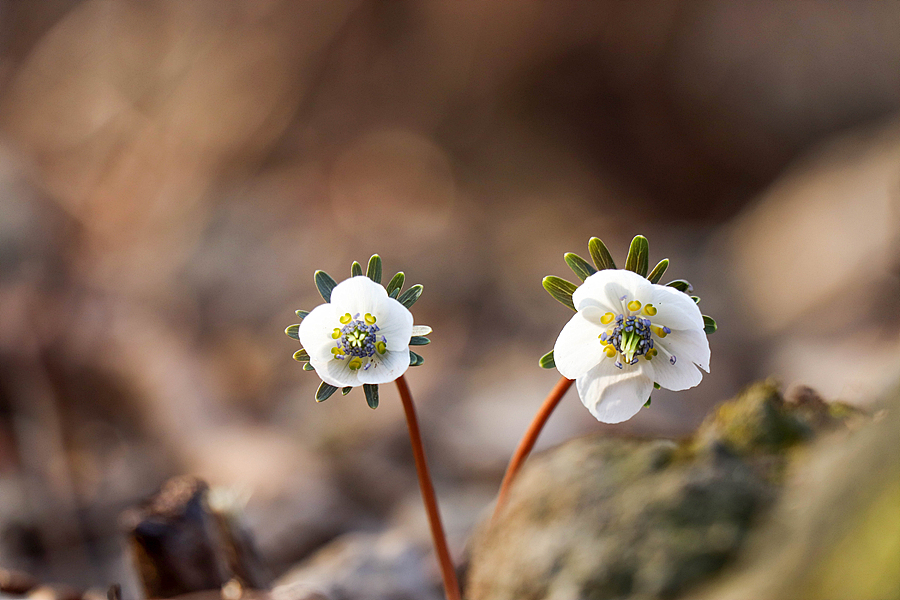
467,382,865,600
694,386,900,600
272,531,442,600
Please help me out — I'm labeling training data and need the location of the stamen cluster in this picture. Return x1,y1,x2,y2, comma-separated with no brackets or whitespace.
332,312,387,370
602,314,654,366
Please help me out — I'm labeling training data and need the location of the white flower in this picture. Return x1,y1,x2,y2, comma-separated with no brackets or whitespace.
299,276,415,387
553,269,710,423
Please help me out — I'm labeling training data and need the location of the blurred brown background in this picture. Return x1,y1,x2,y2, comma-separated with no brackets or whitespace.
0,0,897,595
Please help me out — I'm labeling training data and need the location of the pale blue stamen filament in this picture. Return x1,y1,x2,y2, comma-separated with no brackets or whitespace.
335,319,381,360
603,296,675,369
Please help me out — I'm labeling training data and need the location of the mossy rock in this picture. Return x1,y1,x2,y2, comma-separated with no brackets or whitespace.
468,381,871,600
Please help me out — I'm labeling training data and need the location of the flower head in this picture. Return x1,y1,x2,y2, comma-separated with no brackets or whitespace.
286,255,431,408
541,236,716,423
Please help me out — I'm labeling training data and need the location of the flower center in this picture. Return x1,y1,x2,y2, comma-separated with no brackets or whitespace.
598,299,674,369
331,312,388,370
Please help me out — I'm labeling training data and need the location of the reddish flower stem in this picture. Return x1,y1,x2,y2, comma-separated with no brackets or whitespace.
493,376,573,521
395,375,461,600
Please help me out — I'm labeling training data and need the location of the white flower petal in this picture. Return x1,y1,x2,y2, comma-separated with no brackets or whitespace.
649,284,704,331
357,349,410,384
645,355,702,391
329,276,389,319
298,303,339,361
553,311,609,379
576,360,653,423
374,298,414,351
659,327,710,372
311,356,360,387
573,269,654,314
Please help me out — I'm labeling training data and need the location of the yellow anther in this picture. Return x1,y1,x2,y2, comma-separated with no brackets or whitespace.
627,300,642,312
653,326,668,338
332,328,341,339
340,313,352,325
642,304,657,316
376,341,387,354
644,352,653,361
604,345,617,358
598,334,608,345
331,347,344,356
348,357,362,370
600,312,615,325
364,313,376,325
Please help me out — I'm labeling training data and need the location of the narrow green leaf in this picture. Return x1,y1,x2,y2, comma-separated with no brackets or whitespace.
285,324,301,340
351,261,363,277
409,336,430,346
386,272,405,298
411,325,432,336
303,362,315,371
703,315,717,335
564,252,597,282
666,279,693,293
588,237,616,270
363,383,379,409
366,254,382,284
295,310,309,319
647,259,669,284
315,270,337,302
398,284,424,308
409,350,424,366
341,386,352,396
624,235,649,276
653,382,661,389
644,397,652,407
316,382,338,402
542,276,577,311
292,348,309,362
691,296,701,304
538,350,556,369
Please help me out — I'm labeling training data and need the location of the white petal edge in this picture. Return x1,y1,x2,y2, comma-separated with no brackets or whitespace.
374,297,414,352
298,303,339,361
317,356,360,387
573,269,654,315
576,360,654,423
645,357,703,392
329,276,389,320
553,311,609,380
658,327,710,372
649,284,704,331
357,349,411,384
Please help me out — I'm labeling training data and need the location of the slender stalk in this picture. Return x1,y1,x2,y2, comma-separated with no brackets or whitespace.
493,376,573,521
395,374,462,600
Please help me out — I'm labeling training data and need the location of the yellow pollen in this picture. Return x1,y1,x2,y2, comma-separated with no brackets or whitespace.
627,300,642,312
642,304,657,316
340,313,352,325
375,341,387,354
604,345,617,358
653,326,668,338
365,313,376,325
348,357,362,370
600,312,615,325
332,328,341,339
331,347,344,356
